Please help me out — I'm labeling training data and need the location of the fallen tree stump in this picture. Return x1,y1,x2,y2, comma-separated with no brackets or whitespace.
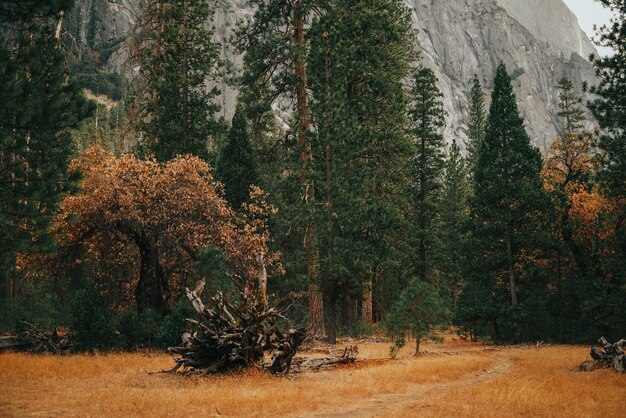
291,345,358,372
0,322,73,354
154,280,307,375
577,337,625,373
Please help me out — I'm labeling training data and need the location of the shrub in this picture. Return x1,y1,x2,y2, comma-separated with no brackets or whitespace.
70,283,116,351
116,311,143,350
155,298,192,348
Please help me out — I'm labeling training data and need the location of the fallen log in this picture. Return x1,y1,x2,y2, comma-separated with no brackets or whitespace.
291,345,358,372
0,322,73,354
577,337,625,373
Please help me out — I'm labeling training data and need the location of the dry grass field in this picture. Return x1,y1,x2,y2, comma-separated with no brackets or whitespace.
0,339,624,418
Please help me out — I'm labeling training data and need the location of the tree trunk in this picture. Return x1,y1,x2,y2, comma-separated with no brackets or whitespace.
54,10,64,40
343,296,357,329
415,306,421,355
293,0,324,338
256,252,267,309
505,235,517,306
4,270,14,302
362,283,373,325
308,284,325,337
325,295,337,344
135,236,166,316
418,136,427,283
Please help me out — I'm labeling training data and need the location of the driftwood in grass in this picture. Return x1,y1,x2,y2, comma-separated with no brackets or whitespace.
577,337,625,373
155,279,307,375
0,322,73,354
291,345,358,372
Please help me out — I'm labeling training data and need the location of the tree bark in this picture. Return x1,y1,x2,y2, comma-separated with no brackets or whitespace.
325,295,337,344
506,235,517,306
343,296,357,329
308,284,325,336
256,252,267,309
293,0,324,338
362,283,373,324
134,235,166,315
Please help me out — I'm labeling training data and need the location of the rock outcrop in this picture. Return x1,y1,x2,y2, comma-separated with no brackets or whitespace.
70,0,599,149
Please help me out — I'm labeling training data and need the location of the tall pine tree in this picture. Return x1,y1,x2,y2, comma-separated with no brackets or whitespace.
134,0,222,162
408,67,446,285
0,0,93,299
464,63,549,341
466,74,486,176
587,0,626,339
308,0,415,343
215,104,259,209
235,0,325,336
437,139,470,309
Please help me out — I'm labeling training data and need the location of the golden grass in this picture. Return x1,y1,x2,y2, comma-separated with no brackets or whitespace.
390,346,626,418
0,343,623,418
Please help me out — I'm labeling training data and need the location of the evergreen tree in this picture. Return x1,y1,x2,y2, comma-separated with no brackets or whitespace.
0,1,94,299
134,0,222,162
308,0,416,343
466,74,486,176
408,67,446,284
587,1,626,339
463,63,549,341
589,0,626,200
215,104,259,209
384,277,447,355
235,0,325,336
437,139,470,308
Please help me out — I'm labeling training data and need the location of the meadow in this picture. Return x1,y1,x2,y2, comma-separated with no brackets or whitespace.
1,339,624,417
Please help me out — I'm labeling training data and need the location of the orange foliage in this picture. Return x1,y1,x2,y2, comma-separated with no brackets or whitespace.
542,131,593,193
568,183,625,248
21,147,279,310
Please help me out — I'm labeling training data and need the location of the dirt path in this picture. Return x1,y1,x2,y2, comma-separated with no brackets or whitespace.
304,352,512,418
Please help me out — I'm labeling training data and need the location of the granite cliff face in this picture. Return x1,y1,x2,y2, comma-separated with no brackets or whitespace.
496,0,596,60
74,0,598,149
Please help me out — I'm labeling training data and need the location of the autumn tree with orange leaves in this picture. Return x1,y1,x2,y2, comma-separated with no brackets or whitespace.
37,147,278,315
542,78,625,340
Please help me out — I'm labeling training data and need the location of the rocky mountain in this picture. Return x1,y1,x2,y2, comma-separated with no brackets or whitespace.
72,0,599,149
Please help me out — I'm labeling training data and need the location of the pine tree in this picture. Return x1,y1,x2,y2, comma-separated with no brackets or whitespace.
543,77,593,341
308,0,416,343
465,63,549,340
587,1,626,339
0,1,94,299
235,0,325,336
134,0,222,162
466,74,486,176
437,139,470,308
589,0,626,200
215,104,259,209
384,277,447,355
408,67,446,285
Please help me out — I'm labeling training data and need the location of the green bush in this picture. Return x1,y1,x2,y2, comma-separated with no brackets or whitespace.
155,298,192,348
70,283,116,351
116,310,143,350
0,280,70,332
140,308,162,347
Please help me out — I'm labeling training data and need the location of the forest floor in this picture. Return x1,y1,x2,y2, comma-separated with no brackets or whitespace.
1,334,624,417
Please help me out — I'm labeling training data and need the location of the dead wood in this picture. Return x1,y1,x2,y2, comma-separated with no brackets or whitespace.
0,322,73,354
159,280,307,375
577,337,625,373
291,345,358,372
